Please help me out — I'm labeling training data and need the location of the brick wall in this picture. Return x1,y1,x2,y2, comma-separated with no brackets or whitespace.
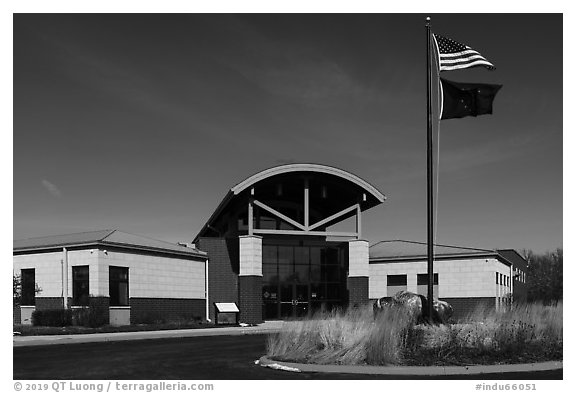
348,276,368,307
238,275,262,324
35,297,64,310
441,297,495,321
89,296,110,325
13,306,21,325
197,237,239,321
130,298,205,324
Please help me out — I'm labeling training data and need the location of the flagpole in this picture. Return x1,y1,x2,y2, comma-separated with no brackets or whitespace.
425,17,435,323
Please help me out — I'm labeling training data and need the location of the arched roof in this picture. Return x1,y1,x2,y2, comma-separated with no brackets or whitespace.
231,163,385,202
194,163,385,241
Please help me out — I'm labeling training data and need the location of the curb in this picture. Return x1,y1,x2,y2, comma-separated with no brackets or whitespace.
257,356,563,376
13,324,283,347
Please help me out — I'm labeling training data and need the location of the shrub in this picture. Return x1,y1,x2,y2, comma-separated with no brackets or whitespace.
32,309,73,327
132,311,166,325
72,297,109,328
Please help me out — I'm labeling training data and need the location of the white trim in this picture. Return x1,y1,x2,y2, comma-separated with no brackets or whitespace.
231,164,385,203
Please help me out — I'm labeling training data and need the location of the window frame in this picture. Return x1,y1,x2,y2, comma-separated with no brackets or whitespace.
109,266,129,307
417,273,438,286
72,265,90,306
20,268,36,306
387,274,407,287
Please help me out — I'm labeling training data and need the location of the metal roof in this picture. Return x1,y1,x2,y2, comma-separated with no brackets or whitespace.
497,249,528,269
14,229,207,259
370,240,502,262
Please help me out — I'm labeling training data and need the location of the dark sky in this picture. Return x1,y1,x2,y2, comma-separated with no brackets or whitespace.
13,14,562,253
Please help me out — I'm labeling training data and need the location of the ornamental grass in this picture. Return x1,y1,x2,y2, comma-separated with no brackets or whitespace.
266,302,562,366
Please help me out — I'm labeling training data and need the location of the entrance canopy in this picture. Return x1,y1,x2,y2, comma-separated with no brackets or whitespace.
194,163,385,241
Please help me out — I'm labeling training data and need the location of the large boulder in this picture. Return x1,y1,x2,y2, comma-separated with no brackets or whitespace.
433,299,453,323
373,290,452,324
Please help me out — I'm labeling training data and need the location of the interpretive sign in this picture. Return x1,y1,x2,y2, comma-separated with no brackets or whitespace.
214,302,240,325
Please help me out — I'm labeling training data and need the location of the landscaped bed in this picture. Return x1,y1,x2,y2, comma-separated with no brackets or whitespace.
266,302,562,366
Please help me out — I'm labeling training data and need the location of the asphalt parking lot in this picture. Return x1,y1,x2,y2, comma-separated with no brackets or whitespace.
13,334,562,380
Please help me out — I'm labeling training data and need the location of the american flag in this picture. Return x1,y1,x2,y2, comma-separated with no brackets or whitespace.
433,34,495,71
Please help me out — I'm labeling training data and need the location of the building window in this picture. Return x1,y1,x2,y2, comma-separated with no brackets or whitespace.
387,274,407,296
496,272,499,284
20,269,36,306
72,266,89,306
109,266,129,306
387,274,407,286
417,273,439,297
417,273,438,285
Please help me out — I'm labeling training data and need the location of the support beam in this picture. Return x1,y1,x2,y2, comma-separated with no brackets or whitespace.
253,199,306,231
253,229,357,237
356,203,362,239
304,178,309,229
308,204,359,231
248,188,254,236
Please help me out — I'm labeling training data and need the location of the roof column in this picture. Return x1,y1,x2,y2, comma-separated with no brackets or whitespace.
348,239,369,307
304,178,309,229
248,187,254,236
238,235,262,324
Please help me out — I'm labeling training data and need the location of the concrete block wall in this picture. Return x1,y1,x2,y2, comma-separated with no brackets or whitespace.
67,249,101,298
239,235,262,276
15,248,206,302
369,257,505,299
493,259,512,308
14,251,70,298
348,240,369,277
14,247,207,325
102,249,206,299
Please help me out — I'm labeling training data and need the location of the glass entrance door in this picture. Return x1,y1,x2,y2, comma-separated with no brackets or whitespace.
294,284,309,317
278,282,309,318
262,240,347,320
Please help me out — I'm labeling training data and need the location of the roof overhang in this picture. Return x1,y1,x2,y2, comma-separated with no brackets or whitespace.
231,164,385,202
14,241,208,260
194,163,385,242
370,252,512,266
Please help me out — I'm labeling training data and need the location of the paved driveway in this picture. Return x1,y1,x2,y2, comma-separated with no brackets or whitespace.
13,334,562,380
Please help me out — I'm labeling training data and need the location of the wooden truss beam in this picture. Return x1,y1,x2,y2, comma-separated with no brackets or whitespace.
252,199,306,231
308,203,359,231
253,229,358,237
